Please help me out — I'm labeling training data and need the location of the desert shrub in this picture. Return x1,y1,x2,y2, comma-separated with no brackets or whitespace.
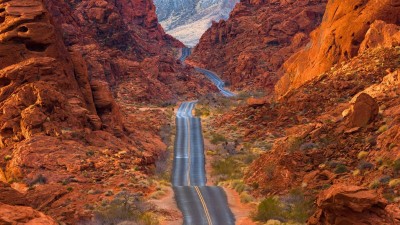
210,132,227,145
4,155,12,161
369,180,380,189
286,137,304,153
379,175,391,184
393,159,400,173
26,174,47,187
389,179,400,188
94,191,157,225
212,157,241,179
240,191,254,203
300,142,317,151
357,151,368,160
140,212,159,225
358,161,374,171
154,149,170,180
254,197,282,222
282,189,314,223
334,164,348,174
376,125,388,134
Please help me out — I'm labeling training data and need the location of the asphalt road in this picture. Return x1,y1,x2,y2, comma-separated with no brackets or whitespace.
179,47,192,64
194,68,235,97
179,47,235,97
172,102,235,225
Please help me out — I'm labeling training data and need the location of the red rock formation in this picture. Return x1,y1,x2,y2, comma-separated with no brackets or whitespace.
0,203,57,225
0,0,210,223
276,0,400,97
189,0,327,92
308,185,398,225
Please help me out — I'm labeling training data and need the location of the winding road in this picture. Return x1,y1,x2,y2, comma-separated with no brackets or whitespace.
171,48,235,225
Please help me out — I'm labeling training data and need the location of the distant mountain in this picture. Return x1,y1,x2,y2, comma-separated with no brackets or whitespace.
154,0,238,47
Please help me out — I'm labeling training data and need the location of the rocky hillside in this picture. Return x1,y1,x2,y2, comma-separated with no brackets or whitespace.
189,0,327,92
0,0,212,223
200,0,400,223
154,0,238,46
276,0,400,97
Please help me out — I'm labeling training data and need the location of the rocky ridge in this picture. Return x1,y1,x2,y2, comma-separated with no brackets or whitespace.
189,0,327,93
0,0,212,223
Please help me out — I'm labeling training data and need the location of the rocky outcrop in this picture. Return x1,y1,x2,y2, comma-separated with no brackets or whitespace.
189,0,327,92
360,20,400,53
276,0,400,97
0,203,57,225
308,185,398,225
346,93,379,128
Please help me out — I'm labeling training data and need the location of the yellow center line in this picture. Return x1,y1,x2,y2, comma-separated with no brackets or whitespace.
195,186,213,225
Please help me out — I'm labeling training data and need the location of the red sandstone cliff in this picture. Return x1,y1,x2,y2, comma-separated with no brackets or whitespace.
189,0,327,92
275,0,400,97
0,0,209,223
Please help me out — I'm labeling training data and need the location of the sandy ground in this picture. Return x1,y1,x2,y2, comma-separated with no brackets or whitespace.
149,186,183,225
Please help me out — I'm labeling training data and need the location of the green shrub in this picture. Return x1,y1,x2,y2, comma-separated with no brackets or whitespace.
254,197,282,222
334,164,348,174
286,137,304,153
4,155,12,161
393,159,400,173
210,132,227,145
212,157,241,179
240,191,254,203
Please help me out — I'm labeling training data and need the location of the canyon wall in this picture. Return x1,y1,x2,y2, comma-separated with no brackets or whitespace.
189,0,327,92
275,0,400,97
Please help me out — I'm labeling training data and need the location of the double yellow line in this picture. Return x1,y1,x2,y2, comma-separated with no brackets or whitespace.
195,186,213,225
182,102,213,225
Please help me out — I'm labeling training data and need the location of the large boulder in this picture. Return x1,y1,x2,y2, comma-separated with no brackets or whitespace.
308,184,398,225
347,93,379,128
0,203,57,225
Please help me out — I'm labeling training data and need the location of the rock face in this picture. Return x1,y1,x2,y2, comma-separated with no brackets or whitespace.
276,0,400,97
308,185,397,225
154,0,239,46
360,20,400,53
0,203,57,225
0,0,213,223
189,0,327,92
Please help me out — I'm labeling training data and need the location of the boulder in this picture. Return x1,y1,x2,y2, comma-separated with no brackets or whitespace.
0,203,57,225
347,93,379,128
308,184,397,225
360,20,400,53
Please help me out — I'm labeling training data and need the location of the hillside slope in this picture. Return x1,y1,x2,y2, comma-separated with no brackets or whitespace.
189,0,327,92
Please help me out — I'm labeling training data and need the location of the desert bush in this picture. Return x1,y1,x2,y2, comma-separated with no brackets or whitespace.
369,180,380,189
389,179,400,188
154,149,170,180
357,151,368,160
286,137,304,153
94,191,158,225
358,161,374,171
393,159,400,174
210,132,227,145
254,197,283,222
26,174,47,187
334,164,348,174
212,157,241,180
240,191,254,203
282,189,314,223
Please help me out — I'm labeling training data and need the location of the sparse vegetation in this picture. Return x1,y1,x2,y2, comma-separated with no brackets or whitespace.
94,191,159,225
357,151,368,160
210,132,227,145
334,164,348,174
254,189,313,223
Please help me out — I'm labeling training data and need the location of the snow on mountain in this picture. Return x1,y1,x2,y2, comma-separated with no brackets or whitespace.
154,0,238,47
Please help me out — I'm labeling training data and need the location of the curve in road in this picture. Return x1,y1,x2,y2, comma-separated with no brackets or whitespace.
172,102,235,225
179,47,235,97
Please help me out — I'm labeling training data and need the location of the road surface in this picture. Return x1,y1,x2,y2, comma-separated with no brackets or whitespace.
172,102,235,225
179,48,235,97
